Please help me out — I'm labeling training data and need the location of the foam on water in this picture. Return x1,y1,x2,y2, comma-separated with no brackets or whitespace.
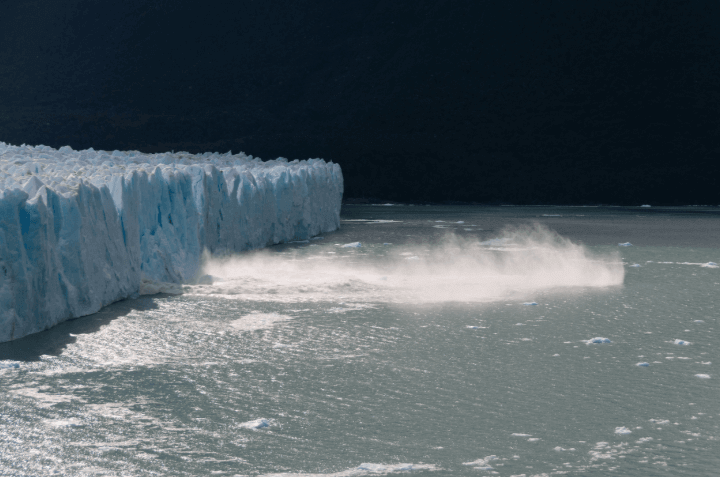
261,463,439,477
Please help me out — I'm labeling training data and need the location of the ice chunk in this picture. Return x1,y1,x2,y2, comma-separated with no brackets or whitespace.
615,426,632,435
701,262,718,268
239,418,271,429
640,204,651,207
352,463,437,474
695,374,711,379
585,337,612,344
629,263,641,268
636,362,650,367
462,455,498,470
673,339,690,345
342,242,362,248
139,278,183,295
618,242,633,247
0,142,343,342
523,302,538,305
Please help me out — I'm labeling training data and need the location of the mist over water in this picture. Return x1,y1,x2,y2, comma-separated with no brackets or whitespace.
196,225,625,304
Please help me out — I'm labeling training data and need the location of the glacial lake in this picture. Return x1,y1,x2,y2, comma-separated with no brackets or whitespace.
1,205,718,476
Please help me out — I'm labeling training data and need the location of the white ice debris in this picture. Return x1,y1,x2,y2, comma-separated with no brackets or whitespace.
523,302,538,305
462,455,498,470
614,427,632,435
673,339,690,345
618,242,633,246
629,264,641,268
701,262,718,268
0,360,20,369
636,362,650,367
239,418,271,429
342,242,362,248
695,374,710,379
640,204,651,207
0,142,343,342
585,337,612,344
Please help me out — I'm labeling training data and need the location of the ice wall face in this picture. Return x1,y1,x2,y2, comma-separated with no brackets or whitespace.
0,143,343,342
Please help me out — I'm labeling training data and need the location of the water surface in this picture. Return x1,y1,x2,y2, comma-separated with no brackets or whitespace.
1,206,718,476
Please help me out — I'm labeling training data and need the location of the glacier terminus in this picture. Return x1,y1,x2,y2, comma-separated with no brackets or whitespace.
0,143,343,342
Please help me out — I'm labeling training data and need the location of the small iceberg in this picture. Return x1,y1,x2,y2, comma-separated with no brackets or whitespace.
695,374,711,379
342,242,362,248
629,264,641,268
673,339,690,345
466,325,481,329
615,426,632,435
585,337,612,344
701,262,719,268
523,302,538,306
239,418,271,429
636,362,650,367
618,242,633,247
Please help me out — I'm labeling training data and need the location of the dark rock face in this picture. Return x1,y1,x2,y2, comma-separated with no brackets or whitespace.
1,0,718,204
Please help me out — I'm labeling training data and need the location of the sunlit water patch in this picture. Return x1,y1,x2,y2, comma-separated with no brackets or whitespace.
0,206,718,476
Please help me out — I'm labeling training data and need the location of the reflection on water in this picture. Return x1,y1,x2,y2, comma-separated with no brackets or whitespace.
0,206,717,476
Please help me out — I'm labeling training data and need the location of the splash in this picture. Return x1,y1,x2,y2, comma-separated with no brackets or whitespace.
191,225,624,304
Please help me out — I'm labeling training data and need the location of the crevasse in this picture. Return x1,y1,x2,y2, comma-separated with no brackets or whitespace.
0,143,343,342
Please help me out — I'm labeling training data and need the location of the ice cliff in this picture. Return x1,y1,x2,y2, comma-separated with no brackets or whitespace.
0,143,343,342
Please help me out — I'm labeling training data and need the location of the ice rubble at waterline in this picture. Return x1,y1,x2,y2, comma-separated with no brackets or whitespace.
0,142,343,342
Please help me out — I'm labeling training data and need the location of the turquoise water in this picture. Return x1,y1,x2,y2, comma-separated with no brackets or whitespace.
1,206,718,476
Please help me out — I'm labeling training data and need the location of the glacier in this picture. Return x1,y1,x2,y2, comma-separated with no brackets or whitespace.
0,142,343,342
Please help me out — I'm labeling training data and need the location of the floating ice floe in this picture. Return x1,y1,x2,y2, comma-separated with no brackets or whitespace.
462,455,498,470
585,337,612,344
701,262,719,268
695,374,711,379
694,320,705,323
618,242,633,247
614,426,632,435
523,302,538,306
239,418,271,429
629,264,641,268
344,463,438,475
342,242,362,248
636,362,650,367
673,339,690,346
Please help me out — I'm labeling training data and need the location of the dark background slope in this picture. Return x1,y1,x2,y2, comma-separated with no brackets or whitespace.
0,0,718,204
